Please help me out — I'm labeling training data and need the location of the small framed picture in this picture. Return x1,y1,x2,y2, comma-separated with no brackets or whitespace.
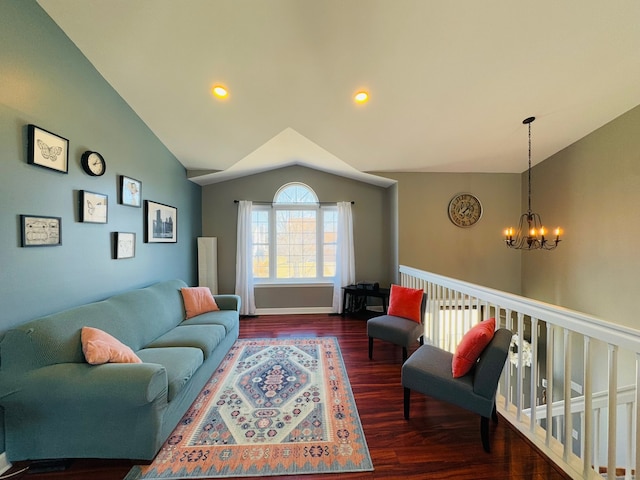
27,124,69,174
20,214,62,247
145,200,177,243
114,232,136,259
120,175,142,207
80,190,108,224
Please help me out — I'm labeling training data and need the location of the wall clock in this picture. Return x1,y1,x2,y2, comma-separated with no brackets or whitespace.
81,151,106,176
448,193,482,227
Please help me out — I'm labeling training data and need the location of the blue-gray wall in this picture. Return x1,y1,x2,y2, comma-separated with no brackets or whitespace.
0,0,202,453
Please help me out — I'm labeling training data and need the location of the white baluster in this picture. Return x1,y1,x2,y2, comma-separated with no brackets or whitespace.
529,317,539,433
583,336,593,478
546,325,555,447
563,329,572,462
607,344,618,480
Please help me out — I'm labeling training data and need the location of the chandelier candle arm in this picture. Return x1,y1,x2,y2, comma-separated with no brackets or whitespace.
503,116,563,251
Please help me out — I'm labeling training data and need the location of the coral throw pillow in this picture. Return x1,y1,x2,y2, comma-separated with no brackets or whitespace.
181,286,220,319
451,317,496,378
387,284,424,323
81,326,142,365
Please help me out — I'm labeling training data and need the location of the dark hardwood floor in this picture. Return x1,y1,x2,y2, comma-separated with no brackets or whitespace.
4,314,571,480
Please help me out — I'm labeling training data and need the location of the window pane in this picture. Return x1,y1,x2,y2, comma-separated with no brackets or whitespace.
323,244,336,277
322,209,337,278
276,209,317,278
252,210,269,278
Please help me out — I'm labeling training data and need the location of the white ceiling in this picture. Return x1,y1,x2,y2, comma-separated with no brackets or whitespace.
38,0,640,186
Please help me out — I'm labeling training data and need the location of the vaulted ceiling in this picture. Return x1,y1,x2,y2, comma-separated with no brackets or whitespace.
38,0,640,186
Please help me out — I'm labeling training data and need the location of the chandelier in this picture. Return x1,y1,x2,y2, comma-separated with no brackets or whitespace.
504,117,562,250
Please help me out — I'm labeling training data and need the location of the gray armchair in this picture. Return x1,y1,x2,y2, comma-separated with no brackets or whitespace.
367,292,426,362
401,328,512,452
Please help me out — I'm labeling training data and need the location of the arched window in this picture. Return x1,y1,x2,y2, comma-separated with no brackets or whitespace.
251,183,337,282
274,182,318,204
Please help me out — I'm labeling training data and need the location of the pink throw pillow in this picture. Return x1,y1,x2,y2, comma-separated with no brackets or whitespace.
81,326,142,365
451,318,496,378
387,284,423,323
181,287,220,319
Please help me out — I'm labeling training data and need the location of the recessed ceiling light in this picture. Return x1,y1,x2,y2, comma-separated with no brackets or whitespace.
354,91,369,104
212,85,229,99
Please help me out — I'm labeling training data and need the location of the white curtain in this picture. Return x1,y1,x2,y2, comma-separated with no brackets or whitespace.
332,201,356,313
234,200,256,315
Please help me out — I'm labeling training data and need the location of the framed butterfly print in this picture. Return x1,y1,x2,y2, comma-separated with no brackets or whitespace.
27,124,69,173
79,190,108,224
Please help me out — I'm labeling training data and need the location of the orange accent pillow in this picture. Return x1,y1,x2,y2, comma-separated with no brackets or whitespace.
387,284,423,323
451,317,496,378
81,326,142,365
181,287,220,319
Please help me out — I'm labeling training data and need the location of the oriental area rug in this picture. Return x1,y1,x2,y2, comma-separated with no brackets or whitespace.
125,337,373,479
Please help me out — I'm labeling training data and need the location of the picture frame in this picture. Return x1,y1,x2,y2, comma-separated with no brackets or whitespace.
114,232,136,259
20,214,62,247
119,175,142,207
27,124,69,174
79,190,108,224
145,200,177,243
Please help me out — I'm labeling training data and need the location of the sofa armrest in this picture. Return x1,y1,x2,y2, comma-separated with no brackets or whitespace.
213,294,241,313
0,362,167,408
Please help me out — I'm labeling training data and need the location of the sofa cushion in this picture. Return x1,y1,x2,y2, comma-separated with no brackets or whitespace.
181,287,220,319
181,309,239,334
136,347,203,402
145,325,225,360
81,327,142,365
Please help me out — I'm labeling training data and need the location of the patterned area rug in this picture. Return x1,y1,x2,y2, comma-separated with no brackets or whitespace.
125,337,373,479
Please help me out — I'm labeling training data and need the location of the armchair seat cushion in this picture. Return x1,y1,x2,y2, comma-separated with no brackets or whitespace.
367,315,424,348
401,344,487,415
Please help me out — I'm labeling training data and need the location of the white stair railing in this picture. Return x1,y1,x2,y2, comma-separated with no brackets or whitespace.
399,265,640,480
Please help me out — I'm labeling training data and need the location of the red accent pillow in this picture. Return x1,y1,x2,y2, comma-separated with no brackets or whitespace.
81,327,142,365
451,317,496,378
181,287,220,319
387,284,423,323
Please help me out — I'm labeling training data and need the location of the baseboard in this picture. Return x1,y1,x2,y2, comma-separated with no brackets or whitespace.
255,307,334,315
0,452,11,475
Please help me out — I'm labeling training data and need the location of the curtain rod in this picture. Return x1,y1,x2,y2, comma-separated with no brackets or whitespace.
234,200,354,206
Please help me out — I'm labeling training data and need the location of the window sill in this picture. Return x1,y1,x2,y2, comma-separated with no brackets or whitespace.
254,282,334,288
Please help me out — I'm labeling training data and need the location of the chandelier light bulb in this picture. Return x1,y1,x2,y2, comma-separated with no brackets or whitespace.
212,85,229,99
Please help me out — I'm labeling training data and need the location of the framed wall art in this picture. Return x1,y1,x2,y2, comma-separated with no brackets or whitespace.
79,190,108,224
27,124,69,174
114,232,136,259
145,200,177,243
20,214,62,247
120,175,142,207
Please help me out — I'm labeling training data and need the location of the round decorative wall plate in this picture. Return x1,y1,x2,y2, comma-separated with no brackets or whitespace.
448,193,482,227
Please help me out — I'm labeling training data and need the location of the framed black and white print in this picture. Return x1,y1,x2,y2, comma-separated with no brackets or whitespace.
120,175,142,207
114,232,136,259
79,190,108,224
20,214,62,247
27,124,69,173
145,200,177,243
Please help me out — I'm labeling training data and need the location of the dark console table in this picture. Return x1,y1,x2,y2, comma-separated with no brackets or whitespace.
341,285,390,316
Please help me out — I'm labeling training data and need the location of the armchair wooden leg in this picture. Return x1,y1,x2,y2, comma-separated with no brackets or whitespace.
368,337,373,360
403,388,410,420
480,416,491,453
491,402,498,423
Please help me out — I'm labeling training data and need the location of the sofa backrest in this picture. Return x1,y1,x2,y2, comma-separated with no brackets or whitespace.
0,279,188,372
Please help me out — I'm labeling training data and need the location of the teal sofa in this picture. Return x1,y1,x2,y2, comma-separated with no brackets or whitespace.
0,279,240,461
